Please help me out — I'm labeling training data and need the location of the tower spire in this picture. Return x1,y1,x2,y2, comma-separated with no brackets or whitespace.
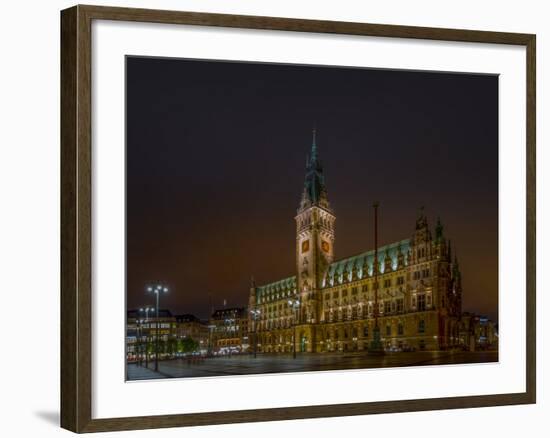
298,128,331,212
311,127,318,163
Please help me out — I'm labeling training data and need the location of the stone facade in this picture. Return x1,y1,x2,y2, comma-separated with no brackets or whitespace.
457,313,498,351
126,309,176,361
248,131,463,353
209,307,249,354
175,314,209,350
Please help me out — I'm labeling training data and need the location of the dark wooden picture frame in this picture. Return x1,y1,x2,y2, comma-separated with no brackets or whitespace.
61,4,536,433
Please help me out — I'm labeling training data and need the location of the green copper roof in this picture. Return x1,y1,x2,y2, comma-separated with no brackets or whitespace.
300,129,330,210
328,239,410,283
255,238,410,299
256,276,297,298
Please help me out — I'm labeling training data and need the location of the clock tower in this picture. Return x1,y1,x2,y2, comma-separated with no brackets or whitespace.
295,129,335,325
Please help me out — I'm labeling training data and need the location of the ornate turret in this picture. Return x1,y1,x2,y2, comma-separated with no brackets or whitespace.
412,206,432,263
361,256,370,278
342,266,349,283
351,262,358,281
416,206,428,231
397,243,405,269
384,250,393,273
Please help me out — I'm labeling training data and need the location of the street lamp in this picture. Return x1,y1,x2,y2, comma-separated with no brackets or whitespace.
288,297,301,359
141,306,154,368
250,308,261,358
207,324,216,356
137,308,144,366
147,283,168,372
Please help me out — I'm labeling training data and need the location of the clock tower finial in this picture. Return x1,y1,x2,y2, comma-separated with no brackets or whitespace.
311,126,317,162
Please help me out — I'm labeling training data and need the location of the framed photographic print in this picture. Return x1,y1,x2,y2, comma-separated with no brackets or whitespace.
60,4,536,433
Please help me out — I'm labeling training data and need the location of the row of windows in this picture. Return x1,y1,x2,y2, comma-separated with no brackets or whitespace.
258,289,296,303
257,318,427,339
324,299,405,322
297,214,333,229
413,268,431,280
260,319,292,330
264,303,288,312
417,248,428,258
264,286,431,316
132,323,174,329
260,292,431,322
216,325,241,332
412,293,432,311
325,278,406,301
217,338,241,346
363,319,425,337
259,263,435,304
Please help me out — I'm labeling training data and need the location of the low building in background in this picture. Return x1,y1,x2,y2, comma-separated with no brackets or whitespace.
126,309,176,362
209,307,249,355
175,314,209,353
458,312,498,351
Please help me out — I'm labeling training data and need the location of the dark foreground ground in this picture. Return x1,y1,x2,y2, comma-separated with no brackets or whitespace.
127,350,498,380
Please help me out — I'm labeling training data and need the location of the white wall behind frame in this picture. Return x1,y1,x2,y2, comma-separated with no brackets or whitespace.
0,1,545,438
92,18,525,419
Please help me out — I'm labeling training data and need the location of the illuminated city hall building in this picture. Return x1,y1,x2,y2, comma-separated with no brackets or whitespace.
248,131,463,353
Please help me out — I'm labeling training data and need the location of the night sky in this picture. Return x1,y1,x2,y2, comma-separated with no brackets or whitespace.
126,56,498,322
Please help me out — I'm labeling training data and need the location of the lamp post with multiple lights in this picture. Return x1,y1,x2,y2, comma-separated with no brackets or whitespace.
137,308,144,366
288,297,301,359
250,308,261,358
136,310,143,366
207,324,216,356
145,306,154,367
139,306,154,367
147,283,168,372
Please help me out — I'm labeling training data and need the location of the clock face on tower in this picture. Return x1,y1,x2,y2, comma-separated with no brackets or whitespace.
322,240,330,253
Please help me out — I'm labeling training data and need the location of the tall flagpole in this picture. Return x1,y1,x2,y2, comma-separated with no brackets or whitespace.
374,201,379,331
369,201,385,354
